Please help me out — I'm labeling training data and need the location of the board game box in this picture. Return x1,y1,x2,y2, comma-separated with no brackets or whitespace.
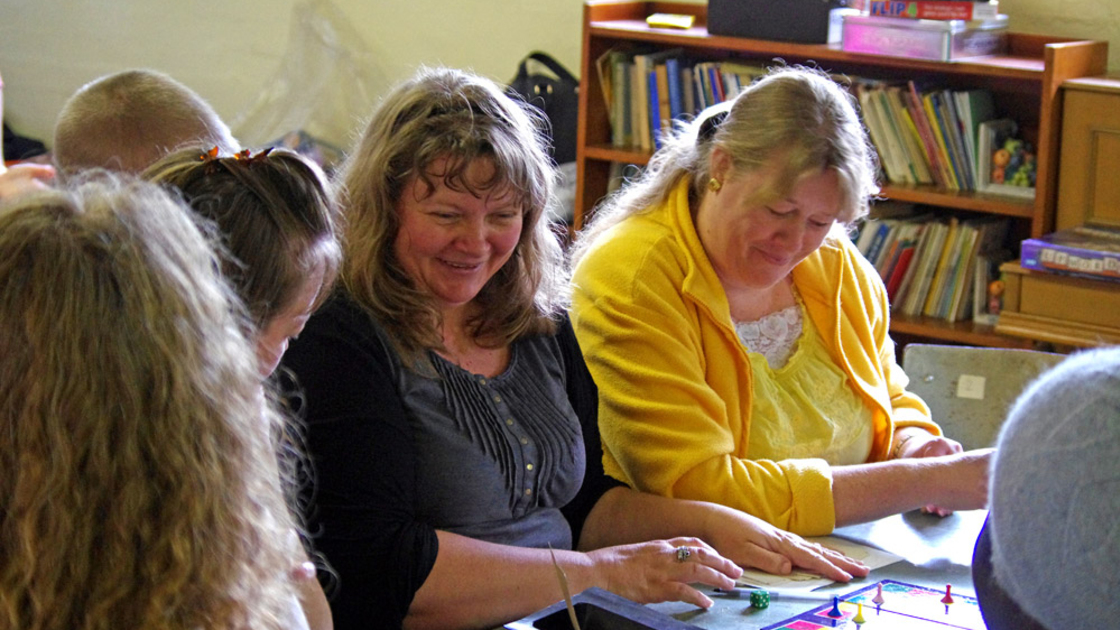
761,580,984,629
1019,225,1120,284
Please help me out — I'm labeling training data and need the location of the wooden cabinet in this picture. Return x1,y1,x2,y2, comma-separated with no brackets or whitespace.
993,75,1120,348
1055,77,1120,231
574,0,1108,348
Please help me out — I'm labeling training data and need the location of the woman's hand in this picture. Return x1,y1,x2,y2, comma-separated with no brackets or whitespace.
926,448,993,515
698,504,869,582
586,537,741,609
895,428,963,460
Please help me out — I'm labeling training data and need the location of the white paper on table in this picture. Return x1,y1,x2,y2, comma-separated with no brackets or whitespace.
830,508,988,569
735,535,903,591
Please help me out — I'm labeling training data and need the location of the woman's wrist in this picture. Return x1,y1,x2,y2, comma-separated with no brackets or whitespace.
891,428,927,459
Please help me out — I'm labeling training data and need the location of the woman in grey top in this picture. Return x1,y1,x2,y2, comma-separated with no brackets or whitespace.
283,66,867,630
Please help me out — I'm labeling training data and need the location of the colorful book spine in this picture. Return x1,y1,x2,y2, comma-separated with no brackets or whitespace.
647,69,662,149
867,0,999,21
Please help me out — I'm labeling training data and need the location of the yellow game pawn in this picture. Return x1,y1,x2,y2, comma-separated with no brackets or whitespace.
853,602,866,624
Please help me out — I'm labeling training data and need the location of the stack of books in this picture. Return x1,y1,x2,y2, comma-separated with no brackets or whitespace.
842,0,1008,61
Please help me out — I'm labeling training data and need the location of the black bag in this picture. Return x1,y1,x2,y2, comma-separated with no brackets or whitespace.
507,52,580,165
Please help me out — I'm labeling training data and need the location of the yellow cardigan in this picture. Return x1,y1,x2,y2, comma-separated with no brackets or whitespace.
571,180,937,535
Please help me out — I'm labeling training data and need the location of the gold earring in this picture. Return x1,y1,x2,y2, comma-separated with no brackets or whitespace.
707,178,721,192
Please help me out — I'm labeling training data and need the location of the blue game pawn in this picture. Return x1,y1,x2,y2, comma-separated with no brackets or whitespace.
827,595,842,618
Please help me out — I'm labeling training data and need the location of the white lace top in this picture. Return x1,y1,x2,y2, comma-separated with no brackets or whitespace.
734,301,804,369
735,294,874,466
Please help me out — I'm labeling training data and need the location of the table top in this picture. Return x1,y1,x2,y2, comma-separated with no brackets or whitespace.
646,509,988,629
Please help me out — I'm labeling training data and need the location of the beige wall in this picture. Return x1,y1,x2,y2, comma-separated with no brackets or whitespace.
0,0,1114,152
0,0,586,150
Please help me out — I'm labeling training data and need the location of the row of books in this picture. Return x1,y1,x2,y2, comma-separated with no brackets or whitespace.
855,80,1034,198
853,204,1010,323
596,51,1033,199
598,49,767,152
857,81,980,190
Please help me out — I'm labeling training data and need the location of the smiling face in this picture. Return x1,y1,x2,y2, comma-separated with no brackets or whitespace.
695,150,842,294
393,157,523,322
255,262,325,377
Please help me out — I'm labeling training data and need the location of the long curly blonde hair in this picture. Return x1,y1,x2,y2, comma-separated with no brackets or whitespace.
0,175,302,630
339,66,568,368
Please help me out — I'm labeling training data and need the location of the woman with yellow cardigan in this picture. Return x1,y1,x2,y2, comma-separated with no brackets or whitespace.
571,67,991,537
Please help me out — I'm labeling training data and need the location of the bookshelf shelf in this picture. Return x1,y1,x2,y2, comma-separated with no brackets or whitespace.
574,0,1108,348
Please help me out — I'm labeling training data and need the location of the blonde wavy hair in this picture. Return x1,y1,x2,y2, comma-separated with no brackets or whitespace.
338,66,568,368
0,175,302,630
573,65,878,265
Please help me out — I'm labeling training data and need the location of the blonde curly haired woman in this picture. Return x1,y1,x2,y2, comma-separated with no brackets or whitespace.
0,175,308,630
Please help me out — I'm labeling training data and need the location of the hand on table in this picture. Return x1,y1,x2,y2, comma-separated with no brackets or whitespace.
587,536,741,610
701,505,870,583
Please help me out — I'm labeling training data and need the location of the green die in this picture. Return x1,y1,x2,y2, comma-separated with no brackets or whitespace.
749,589,770,609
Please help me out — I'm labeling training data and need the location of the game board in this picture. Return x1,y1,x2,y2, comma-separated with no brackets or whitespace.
760,580,985,629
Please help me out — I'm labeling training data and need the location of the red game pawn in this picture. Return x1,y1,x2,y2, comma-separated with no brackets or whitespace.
872,583,885,605
940,584,954,605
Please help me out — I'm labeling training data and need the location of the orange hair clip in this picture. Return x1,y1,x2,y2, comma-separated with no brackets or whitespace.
234,147,274,165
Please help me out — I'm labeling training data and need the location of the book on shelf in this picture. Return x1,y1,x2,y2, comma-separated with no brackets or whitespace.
841,13,1008,61
904,81,951,188
863,0,1000,22
1019,226,1120,283
921,91,961,190
955,89,996,185
857,82,911,184
973,250,1013,326
887,86,934,185
856,81,937,186
654,61,672,145
599,49,634,149
934,89,974,190
922,216,961,317
897,219,950,317
949,217,1010,322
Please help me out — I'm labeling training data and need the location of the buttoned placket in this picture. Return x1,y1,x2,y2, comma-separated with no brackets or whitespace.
478,375,539,508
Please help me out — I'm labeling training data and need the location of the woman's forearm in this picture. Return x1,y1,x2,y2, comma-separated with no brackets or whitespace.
831,449,992,527
405,531,596,630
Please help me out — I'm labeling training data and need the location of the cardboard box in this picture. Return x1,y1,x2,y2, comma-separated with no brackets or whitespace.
708,0,855,44
842,14,1008,61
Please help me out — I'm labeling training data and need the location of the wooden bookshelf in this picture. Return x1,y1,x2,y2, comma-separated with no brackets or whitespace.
574,0,1108,347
